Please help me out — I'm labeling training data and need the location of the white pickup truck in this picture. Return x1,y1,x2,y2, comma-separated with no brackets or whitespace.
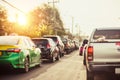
85,27,120,80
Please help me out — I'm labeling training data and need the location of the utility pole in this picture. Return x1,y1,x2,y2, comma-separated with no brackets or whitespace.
71,16,74,34
48,0,59,8
48,0,59,35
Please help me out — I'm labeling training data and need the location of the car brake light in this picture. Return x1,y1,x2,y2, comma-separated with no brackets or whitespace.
116,42,120,46
47,44,50,48
56,40,59,44
7,48,21,53
87,46,93,61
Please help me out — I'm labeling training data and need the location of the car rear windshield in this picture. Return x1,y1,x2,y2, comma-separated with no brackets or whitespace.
32,39,48,46
0,36,19,45
93,30,120,40
43,37,57,42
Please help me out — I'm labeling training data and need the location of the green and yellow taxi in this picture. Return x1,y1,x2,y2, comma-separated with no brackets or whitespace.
0,36,41,72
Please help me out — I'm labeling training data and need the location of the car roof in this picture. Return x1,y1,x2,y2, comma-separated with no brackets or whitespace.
95,27,120,30
0,35,29,38
32,37,53,40
43,35,60,37
0,36,30,45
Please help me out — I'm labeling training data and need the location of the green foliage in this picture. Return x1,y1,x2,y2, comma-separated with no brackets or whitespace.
0,4,68,38
27,4,65,37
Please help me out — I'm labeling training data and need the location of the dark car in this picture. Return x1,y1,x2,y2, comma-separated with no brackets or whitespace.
79,39,88,65
43,35,65,57
62,38,73,54
32,38,60,62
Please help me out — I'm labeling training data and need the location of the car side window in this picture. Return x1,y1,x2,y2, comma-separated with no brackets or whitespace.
49,39,56,46
26,38,35,47
23,38,30,47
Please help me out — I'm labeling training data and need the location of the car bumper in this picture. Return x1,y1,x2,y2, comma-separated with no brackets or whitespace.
88,62,120,73
41,53,51,59
0,55,24,69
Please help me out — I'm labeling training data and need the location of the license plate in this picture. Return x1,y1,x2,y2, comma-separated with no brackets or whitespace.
115,68,120,74
0,52,2,56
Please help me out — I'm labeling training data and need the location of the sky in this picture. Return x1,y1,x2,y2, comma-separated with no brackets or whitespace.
0,0,120,36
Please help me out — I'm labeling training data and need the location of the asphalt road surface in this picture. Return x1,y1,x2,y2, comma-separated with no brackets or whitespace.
0,50,120,80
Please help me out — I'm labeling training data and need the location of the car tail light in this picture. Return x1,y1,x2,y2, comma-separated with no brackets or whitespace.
47,43,50,48
7,48,21,53
80,46,83,52
56,40,59,44
116,42,120,46
87,46,93,61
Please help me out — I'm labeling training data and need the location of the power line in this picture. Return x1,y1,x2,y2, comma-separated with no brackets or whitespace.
1,0,25,14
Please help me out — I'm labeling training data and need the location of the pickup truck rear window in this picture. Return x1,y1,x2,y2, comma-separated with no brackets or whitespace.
93,30,120,40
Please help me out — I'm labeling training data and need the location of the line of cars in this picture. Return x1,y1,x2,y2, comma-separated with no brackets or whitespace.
62,38,79,54
0,34,79,73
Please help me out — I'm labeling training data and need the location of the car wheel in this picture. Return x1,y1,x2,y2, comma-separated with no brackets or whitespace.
37,58,42,67
87,69,94,80
83,60,86,65
50,55,56,63
83,52,86,65
23,57,29,73
56,54,60,61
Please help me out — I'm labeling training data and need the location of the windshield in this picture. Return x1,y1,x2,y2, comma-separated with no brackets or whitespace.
93,30,120,40
43,37,57,42
32,39,48,46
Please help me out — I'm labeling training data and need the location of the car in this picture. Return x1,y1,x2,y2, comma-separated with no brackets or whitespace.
79,39,88,65
85,27,120,80
32,38,60,62
0,36,42,73
79,39,88,56
43,35,65,57
73,40,79,50
62,38,72,54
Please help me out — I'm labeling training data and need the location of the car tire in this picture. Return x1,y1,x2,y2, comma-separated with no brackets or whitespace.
83,59,86,65
87,69,94,80
83,52,86,65
50,55,56,63
23,57,29,73
56,54,60,61
83,57,86,65
37,58,42,67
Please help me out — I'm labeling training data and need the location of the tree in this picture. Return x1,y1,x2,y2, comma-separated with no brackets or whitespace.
27,4,65,37
0,5,8,35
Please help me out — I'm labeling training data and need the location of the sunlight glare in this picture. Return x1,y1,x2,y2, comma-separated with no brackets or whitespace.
17,14,27,25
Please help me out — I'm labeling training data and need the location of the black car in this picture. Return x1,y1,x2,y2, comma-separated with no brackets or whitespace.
43,35,65,57
32,38,60,62
62,38,72,54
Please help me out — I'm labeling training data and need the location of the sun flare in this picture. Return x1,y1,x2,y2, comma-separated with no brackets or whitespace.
8,13,27,26
17,14,27,25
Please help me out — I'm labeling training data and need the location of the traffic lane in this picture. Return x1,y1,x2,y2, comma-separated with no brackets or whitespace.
0,51,78,80
0,50,119,80
32,50,86,80
0,60,60,80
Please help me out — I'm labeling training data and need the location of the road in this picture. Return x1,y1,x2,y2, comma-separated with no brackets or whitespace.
0,50,119,80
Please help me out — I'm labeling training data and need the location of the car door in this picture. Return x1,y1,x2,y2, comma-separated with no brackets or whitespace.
49,39,58,57
28,38,40,63
25,38,37,64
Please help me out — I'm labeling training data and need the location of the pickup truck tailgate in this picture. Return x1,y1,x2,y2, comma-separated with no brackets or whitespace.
91,42,120,62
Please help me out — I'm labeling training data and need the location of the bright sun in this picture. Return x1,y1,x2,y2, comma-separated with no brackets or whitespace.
8,13,27,26
17,14,27,25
